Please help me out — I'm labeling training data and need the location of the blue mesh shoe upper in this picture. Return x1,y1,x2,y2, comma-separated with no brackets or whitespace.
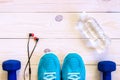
38,53,60,80
62,53,86,80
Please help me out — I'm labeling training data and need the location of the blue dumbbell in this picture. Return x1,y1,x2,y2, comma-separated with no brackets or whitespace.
98,61,116,80
2,60,21,80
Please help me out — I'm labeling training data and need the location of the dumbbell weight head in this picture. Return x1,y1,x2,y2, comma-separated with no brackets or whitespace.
98,61,116,80
2,60,21,80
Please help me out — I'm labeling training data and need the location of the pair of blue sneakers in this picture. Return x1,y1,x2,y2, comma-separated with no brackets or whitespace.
38,52,86,80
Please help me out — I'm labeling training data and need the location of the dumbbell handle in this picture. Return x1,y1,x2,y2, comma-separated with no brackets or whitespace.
8,71,17,80
103,72,111,80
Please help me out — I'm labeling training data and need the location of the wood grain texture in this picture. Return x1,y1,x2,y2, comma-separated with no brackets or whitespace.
0,39,120,65
0,13,120,79
0,65,119,80
0,13,120,38
0,0,119,12
0,0,120,79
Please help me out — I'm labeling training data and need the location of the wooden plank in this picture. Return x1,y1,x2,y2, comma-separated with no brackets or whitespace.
0,0,119,12
0,39,119,65
1,0,119,4
0,65,119,80
0,13,120,38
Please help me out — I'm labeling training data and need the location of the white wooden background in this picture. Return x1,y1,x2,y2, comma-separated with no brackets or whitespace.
0,0,120,80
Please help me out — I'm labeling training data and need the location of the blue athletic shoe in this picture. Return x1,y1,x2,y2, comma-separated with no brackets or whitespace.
38,53,60,80
62,53,86,80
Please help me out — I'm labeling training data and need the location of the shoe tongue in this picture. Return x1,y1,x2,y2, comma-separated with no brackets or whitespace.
44,58,56,72
69,58,79,71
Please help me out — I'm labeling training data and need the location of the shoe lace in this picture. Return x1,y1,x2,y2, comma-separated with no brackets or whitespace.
43,72,56,80
68,73,80,80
